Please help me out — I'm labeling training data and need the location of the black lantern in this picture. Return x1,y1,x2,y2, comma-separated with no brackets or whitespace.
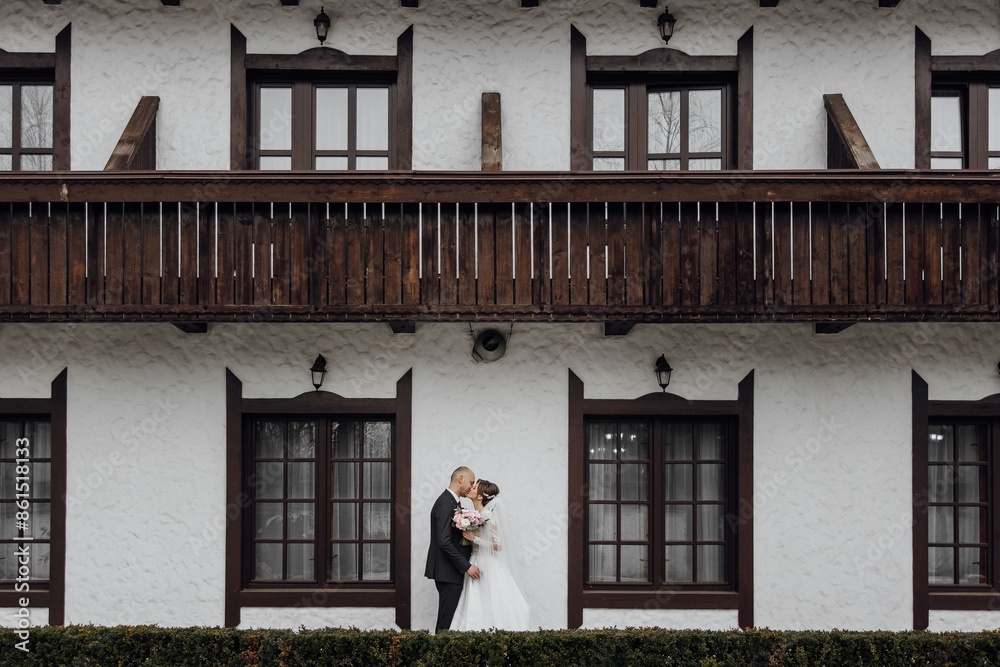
314,7,332,46
654,355,673,391
310,354,328,391
657,7,676,45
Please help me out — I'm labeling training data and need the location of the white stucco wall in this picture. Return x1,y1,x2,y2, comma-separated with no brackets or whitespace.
3,0,1000,171
2,322,1000,631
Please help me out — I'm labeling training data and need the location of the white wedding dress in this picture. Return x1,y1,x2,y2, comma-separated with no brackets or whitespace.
450,497,531,631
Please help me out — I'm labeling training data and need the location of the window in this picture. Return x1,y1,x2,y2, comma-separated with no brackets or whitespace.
225,369,412,629
912,372,1000,630
585,419,734,586
248,418,394,583
0,370,66,626
0,24,71,171
252,82,393,170
569,25,752,171
230,26,412,171
567,370,754,629
926,422,991,586
929,84,1000,169
0,82,54,171
591,84,731,171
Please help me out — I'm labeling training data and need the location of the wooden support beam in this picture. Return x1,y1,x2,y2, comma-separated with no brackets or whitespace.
173,323,208,334
482,93,502,172
823,94,880,170
105,96,159,171
759,0,779,6
389,322,416,334
815,323,855,334
604,322,636,336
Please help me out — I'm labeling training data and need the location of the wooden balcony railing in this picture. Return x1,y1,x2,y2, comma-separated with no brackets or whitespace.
0,171,998,323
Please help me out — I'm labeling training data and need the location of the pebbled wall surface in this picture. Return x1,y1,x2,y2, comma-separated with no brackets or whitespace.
3,0,1000,633
3,0,999,171
2,321,1000,630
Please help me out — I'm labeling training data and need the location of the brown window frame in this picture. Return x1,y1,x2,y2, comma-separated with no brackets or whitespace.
0,369,66,626
0,24,71,171
567,369,754,629
570,25,753,171
250,79,397,171
915,29,1000,169
912,371,1000,630
230,25,412,171
225,369,412,629
584,417,737,589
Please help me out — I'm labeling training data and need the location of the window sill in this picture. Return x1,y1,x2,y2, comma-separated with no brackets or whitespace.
238,588,397,608
929,590,1000,611
582,589,738,609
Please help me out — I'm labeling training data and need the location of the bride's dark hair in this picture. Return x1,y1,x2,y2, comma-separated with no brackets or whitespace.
477,479,500,505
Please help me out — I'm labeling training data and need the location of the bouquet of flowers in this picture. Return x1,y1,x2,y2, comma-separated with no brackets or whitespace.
453,507,486,545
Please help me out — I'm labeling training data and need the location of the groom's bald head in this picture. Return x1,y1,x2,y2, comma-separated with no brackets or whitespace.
449,466,475,496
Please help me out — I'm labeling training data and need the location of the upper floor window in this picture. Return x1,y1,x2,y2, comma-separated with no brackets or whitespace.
570,25,752,171
592,83,731,171
253,81,393,171
0,82,54,171
231,25,412,171
930,84,1000,169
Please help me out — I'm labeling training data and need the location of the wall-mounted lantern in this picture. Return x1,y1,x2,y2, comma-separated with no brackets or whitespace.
314,7,332,46
310,354,328,391
655,355,673,391
657,7,677,45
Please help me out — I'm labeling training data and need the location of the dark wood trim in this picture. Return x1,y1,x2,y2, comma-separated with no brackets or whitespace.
815,323,854,334
0,370,66,624
928,592,1000,610
928,396,1000,417
567,369,752,627
105,97,159,171
878,0,902,7
394,369,412,629
586,52,738,73
0,48,55,70
736,370,754,628
246,51,397,73
931,48,1000,73
567,370,585,628
395,26,413,171
914,28,932,169
53,24,70,171
581,590,739,608
481,92,502,171
759,0,779,6
225,368,411,627
231,25,248,170
5,170,1000,204
570,26,588,171
823,94,880,170
912,370,929,629
224,368,244,627
47,369,66,626
736,27,753,170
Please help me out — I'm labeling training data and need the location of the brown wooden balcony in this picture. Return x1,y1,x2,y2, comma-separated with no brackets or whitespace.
0,170,998,324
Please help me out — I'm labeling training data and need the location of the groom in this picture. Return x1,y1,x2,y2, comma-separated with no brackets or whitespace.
424,466,481,631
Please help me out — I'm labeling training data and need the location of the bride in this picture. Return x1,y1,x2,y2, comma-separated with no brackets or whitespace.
449,479,531,631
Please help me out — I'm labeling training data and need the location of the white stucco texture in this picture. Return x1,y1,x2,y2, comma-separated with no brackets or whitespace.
2,0,999,171
1,322,1000,630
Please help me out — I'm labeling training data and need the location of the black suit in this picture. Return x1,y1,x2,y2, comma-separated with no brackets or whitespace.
424,489,473,631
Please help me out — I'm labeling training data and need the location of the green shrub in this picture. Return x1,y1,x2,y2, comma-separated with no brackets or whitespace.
2,626,1000,667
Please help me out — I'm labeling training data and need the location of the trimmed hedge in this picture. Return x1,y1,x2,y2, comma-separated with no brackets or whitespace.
2,626,1000,666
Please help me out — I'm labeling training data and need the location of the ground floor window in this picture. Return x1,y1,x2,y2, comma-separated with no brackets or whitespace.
225,369,411,628
567,370,754,628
